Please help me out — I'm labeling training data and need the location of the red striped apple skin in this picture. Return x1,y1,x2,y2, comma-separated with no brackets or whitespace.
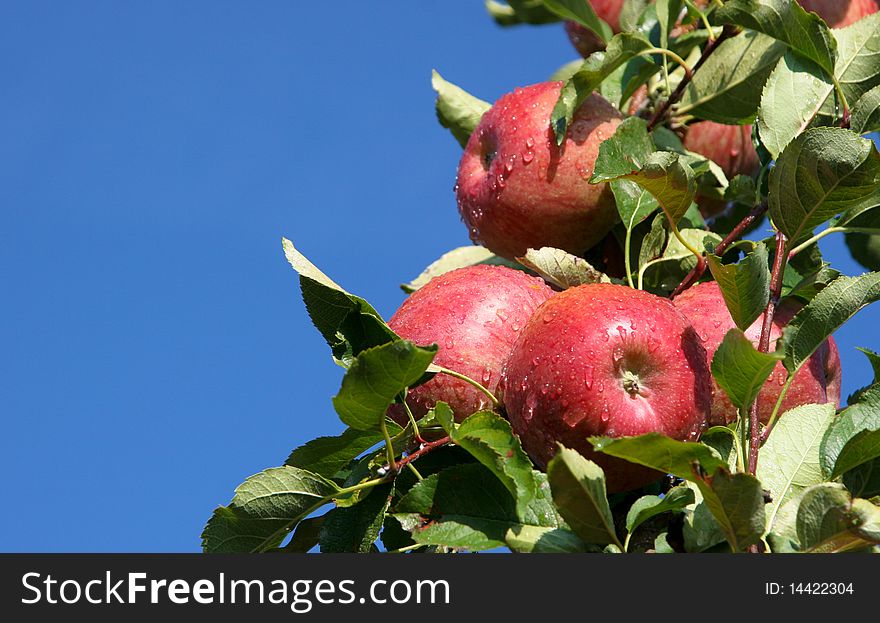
456,82,622,260
674,281,842,426
500,283,711,492
387,264,554,424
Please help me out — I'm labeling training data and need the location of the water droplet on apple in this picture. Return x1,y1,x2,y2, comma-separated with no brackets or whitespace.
600,406,610,422
597,381,605,394
522,150,534,164
525,137,535,149
445,336,455,348
583,365,594,389
543,310,557,323
712,320,722,329
481,368,492,384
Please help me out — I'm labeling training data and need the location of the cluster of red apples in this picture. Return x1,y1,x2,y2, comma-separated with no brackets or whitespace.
388,0,867,492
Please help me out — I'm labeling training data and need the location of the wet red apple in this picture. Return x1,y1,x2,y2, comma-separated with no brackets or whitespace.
501,283,711,492
683,121,760,216
798,0,878,27
673,281,842,426
387,264,554,423
455,82,622,260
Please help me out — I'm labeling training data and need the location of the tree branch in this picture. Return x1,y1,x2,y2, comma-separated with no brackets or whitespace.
747,230,787,476
670,201,768,299
647,24,739,131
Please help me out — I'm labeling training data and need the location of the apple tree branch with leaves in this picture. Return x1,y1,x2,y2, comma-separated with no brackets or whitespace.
202,0,880,554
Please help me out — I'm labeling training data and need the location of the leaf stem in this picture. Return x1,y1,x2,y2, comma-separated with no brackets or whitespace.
434,365,499,408
400,395,425,444
406,463,424,481
746,230,787,475
787,226,880,258
762,375,794,441
647,24,739,131
381,417,397,473
831,75,850,128
671,202,768,299
623,532,633,553
625,226,636,289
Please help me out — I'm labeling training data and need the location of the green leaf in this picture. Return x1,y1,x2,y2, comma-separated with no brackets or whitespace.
781,246,841,303
591,434,764,550
796,484,880,553
592,116,655,182
843,459,880,498
683,493,728,552
202,466,341,553
725,175,759,206
590,434,727,480
282,238,397,365
319,483,392,553
284,427,392,478
551,32,655,144
431,70,490,149
611,181,661,234
769,128,880,245
401,245,517,293
847,230,880,271
711,329,784,411
332,340,438,431
431,401,456,435
653,532,675,553
757,52,833,159
503,525,593,553
821,384,880,479
655,0,683,54
280,514,325,552
485,0,561,26
597,151,697,226
816,14,880,124
851,84,880,135
516,247,610,289
540,0,612,42
716,0,836,75
446,410,538,520
546,446,621,548
758,403,837,535
697,468,767,552
707,242,771,330
625,485,695,535
781,272,880,375
678,31,786,123
392,464,565,552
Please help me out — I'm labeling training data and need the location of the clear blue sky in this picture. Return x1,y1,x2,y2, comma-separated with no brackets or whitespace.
2,1,877,552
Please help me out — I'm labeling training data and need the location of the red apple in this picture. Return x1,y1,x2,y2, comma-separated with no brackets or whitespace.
455,82,623,260
798,0,878,27
500,283,711,492
683,121,760,216
673,281,842,426
683,121,760,182
387,264,554,424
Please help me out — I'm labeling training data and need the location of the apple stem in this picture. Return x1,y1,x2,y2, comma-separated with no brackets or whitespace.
381,417,398,473
747,230,787,475
671,201,768,299
646,24,739,132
